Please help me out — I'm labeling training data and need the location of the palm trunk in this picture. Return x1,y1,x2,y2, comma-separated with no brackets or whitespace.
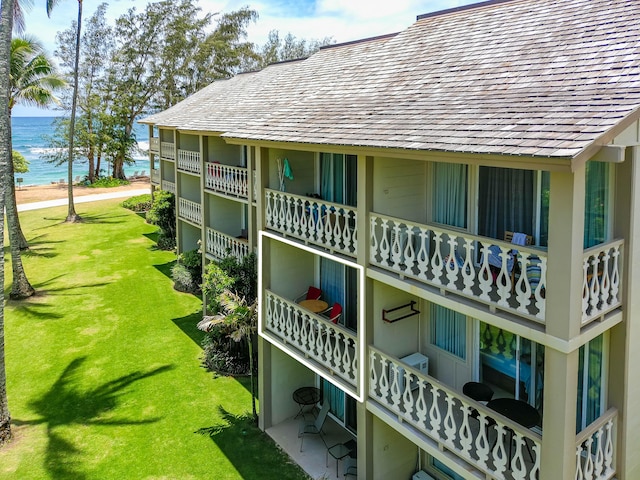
0,0,14,448
66,0,83,223
6,121,34,299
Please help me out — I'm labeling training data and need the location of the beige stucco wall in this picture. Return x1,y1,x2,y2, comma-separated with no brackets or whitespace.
206,195,244,236
264,238,315,300
269,346,315,425
161,159,175,182
371,416,418,480
178,221,201,253
178,173,200,203
205,135,242,164
372,156,427,222
177,132,199,151
267,149,315,195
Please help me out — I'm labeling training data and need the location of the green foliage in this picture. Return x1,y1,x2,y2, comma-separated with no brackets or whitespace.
12,150,29,173
257,30,334,68
89,177,130,188
146,190,176,250
172,249,202,294
121,194,152,212
201,262,234,314
201,252,257,314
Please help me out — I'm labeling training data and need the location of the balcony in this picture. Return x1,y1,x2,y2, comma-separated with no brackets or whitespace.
160,141,175,161
369,346,541,480
370,213,624,325
205,163,248,199
265,189,357,258
178,198,202,226
161,180,175,194
205,227,249,262
263,290,359,394
150,137,159,153
151,169,160,185
575,408,617,480
177,150,201,175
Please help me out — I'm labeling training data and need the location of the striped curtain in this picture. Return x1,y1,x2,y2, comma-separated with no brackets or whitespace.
430,304,466,360
433,162,467,228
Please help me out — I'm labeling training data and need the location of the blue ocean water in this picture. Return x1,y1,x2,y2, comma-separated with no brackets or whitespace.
11,116,150,186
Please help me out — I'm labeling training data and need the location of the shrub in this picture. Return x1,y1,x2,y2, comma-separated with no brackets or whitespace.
171,263,199,294
89,177,130,188
202,333,249,376
146,190,176,250
121,194,152,212
201,262,234,314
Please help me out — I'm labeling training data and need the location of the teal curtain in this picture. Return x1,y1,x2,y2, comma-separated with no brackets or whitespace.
584,162,609,248
320,153,344,203
576,334,604,432
539,171,550,247
320,257,345,311
433,163,467,228
478,167,535,240
430,304,466,360
321,379,344,420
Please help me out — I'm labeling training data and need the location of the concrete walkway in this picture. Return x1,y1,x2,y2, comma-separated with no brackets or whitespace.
17,188,150,212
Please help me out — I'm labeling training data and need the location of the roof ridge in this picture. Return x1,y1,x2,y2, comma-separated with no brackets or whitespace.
416,0,519,21
319,32,399,51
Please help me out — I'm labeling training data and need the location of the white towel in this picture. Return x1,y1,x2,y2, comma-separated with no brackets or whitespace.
512,232,528,246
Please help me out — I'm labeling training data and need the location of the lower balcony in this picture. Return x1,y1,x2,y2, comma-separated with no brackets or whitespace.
178,198,202,226
161,180,175,194
263,290,359,397
151,169,160,185
205,227,249,262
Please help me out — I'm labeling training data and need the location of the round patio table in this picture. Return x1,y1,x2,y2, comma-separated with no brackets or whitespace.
292,386,321,418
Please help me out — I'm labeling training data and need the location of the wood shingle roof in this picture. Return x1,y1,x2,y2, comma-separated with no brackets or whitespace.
144,0,640,162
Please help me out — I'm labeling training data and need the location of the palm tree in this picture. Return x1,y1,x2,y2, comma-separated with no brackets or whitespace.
6,37,65,299
48,0,82,223
198,289,258,424
0,0,15,448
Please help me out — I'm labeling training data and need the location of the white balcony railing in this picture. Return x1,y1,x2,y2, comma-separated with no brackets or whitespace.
575,408,617,480
160,141,175,160
582,241,623,326
150,169,160,184
150,137,159,152
370,213,547,322
264,290,359,390
161,180,175,194
177,150,201,175
369,346,541,480
205,163,248,199
206,228,249,262
265,189,357,257
178,198,202,226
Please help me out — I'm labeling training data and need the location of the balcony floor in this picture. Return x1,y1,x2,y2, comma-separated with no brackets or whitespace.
267,413,355,479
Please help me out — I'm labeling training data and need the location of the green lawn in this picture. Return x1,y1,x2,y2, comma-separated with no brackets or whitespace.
0,200,309,480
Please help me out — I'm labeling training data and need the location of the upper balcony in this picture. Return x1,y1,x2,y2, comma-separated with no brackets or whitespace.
264,189,357,258
161,180,175,194
149,137,159,153
177,150,201,175
369,212,622,326
178,197,202,226
205,162,249,200
160,141,175,161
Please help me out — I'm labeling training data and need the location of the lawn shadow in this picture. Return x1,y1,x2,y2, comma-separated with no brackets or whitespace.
14,357,174,480
154,260,176,280
72,212,130,224
172,310,206,348
196,406,308,480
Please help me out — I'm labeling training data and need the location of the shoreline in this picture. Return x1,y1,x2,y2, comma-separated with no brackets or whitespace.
15,178,151,205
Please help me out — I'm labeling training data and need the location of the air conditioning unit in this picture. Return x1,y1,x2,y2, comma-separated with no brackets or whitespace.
389,352,429,393
412,470,436,480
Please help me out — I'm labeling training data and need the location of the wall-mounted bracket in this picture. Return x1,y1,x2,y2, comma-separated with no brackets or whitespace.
382,300,420,323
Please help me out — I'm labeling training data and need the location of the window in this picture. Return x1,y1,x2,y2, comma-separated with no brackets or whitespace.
430,304,466,360
584,162,610,248
320,379,357,433
320,153,357,207
576,334,606,432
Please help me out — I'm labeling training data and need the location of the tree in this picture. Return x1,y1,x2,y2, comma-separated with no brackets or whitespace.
0,0,14,449
7,36,65,299
257,30,334,68
198,290,258,424
48,0,83,223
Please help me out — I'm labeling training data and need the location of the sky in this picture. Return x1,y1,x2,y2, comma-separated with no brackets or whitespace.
14,0,478,117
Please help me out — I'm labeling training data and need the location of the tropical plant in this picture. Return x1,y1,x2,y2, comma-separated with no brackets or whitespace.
7,35,65,298
198,289,258,424
146,190,176,250
0,0,14,449
121,193,152,212
48,0,83,223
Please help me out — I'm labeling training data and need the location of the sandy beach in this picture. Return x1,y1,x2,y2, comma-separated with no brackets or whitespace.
15,177,151,205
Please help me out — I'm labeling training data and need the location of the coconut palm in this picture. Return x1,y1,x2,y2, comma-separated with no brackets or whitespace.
48,0,82,222
6,36,65,299
0,0,15,448
198,289,258,424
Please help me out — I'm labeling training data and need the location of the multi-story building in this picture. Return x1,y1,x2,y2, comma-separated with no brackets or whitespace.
141,0,640,478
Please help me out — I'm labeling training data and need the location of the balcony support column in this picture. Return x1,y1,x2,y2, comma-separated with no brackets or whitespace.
610,145,640,479
540,168,585,478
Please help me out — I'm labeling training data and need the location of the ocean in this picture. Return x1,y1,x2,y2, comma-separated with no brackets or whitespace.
11,116,150,186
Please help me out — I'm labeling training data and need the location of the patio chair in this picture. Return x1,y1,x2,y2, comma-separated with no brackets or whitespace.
139,170,146,177
132,171,139,178
322,302,342,324
298,401,330,451
294,286,322,304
